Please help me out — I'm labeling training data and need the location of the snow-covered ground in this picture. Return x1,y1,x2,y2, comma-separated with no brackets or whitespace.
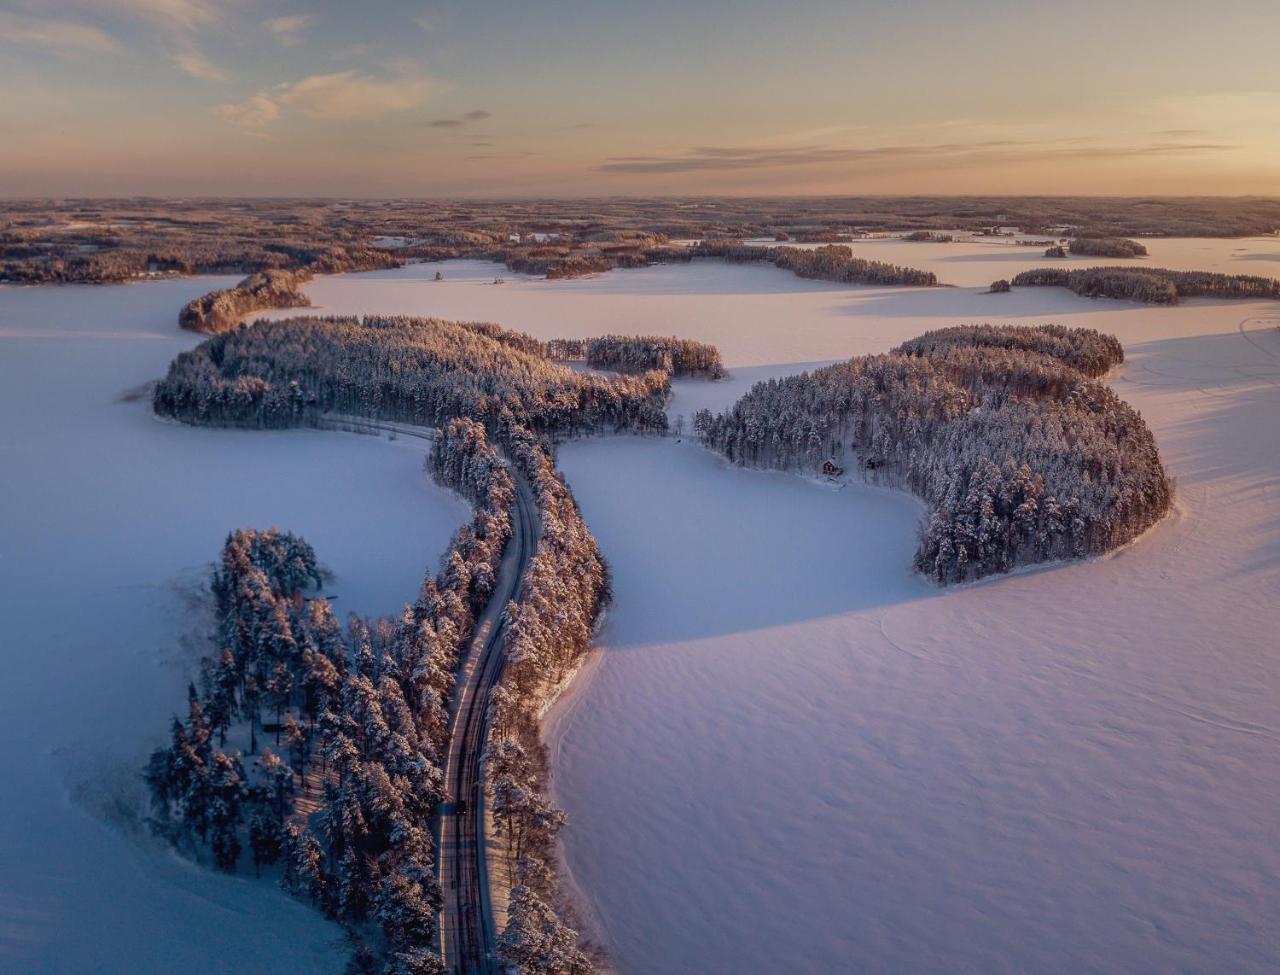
0,279,469,974
4,240,1277,974
286,254,1280,973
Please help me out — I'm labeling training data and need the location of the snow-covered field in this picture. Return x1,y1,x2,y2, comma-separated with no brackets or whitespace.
0,279,469,974
287,253,1280,973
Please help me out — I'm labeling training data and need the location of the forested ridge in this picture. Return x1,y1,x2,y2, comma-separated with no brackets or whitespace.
695,324,1171,582
179,269,313,334
153,315,673,437
146,416,513,974
1067,237,1148,258
691,240,939,287
546,334,726,378
1011,266,1280,304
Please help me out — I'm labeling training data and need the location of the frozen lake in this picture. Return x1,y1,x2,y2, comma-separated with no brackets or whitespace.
290,254,1280,974
2,243,1277,974
0,279,469,974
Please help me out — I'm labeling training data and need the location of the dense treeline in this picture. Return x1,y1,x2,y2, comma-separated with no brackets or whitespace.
494,241,692,280
153,316,672,436
1068,237,1148,258
0,239,396,285
691,241,939,287
146,421,515,975
546,334,726,378
895,323,1124,377
488,426,607,975
694,325,1170,583
179,269,312,334
1011,266,1280,304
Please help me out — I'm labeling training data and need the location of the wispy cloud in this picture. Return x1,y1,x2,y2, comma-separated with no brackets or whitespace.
214,66,444,131
211,91,280,131
279,69,443,120
424,109,490,128
601,139,1233,174
0,11,122,53
74,0,219,31
170,49,225,81
264,14,310,46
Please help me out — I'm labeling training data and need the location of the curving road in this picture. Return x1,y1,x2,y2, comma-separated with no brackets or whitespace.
317,412,537,972
439,466,538,974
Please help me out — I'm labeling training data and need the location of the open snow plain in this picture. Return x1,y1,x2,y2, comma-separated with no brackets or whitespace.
289,251,1280,974
0,279,469,974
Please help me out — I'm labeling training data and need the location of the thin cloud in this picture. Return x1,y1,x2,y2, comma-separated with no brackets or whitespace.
279,69,444,121
264,14,310,46
170,49,225,81
600,140,1233,174
73,0,218,31
0,11,122,53
423,109,490,128
212,91,280,131
213,67,444,131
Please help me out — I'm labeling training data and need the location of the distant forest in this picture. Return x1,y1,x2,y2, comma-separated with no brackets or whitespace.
691,241,939,287
5,196,1280,285
1011,266,1280,304
1068,237,1148,258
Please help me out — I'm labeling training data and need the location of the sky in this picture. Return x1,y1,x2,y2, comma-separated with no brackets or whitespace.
1,0,1278,197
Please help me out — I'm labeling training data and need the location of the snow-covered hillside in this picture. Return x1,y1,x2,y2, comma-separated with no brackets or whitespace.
0,280,469,974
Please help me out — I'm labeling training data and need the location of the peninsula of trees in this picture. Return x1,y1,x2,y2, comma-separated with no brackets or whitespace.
146,312,732,974
691,241,939,287
1067,237,1149,258
179,269,313,334
695,324,1171,583
153,316,673,436
546,334,726,378
146,414,514,973
1011,266,1280,304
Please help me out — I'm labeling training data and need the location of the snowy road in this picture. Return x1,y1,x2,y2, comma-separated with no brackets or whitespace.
439,466,538,974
